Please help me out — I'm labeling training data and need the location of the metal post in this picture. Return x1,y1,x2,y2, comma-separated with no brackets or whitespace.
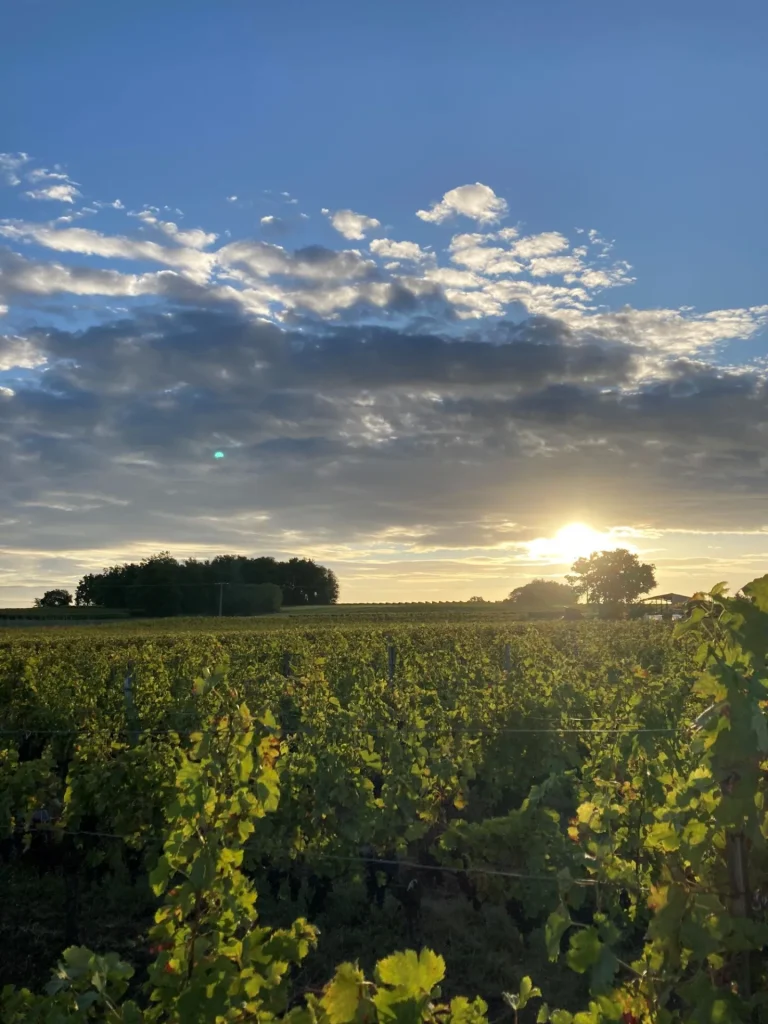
282,651,292,677
217,582,225,617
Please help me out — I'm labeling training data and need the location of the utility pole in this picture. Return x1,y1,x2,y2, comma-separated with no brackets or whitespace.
217,582,227,617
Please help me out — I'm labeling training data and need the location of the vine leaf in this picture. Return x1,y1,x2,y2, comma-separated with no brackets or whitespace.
545,905,572,962
321,962,366,1024
376,948,445,995
566,928,602,974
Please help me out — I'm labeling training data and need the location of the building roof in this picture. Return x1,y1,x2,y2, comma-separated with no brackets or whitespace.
639,592,690,604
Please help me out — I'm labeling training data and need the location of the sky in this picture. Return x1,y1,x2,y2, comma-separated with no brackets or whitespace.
1,0,768,605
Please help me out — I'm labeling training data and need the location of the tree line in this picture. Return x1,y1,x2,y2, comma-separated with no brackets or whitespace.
42,552,340,617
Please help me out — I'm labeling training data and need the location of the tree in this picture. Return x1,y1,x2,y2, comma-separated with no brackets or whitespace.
75,552,339,616
566,549,656,605
34,589,73,608
468,596,485,603
506,579,577,610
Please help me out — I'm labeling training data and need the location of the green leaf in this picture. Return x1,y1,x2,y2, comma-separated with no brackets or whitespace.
517,976,541,1010
149,854,171,896
545,905,571,961
320,962,365,1024
376,949,445,995
566,928,603,974
537,1006,551,1023
590,945,618,994
447,996,489,1023
742,574,768,611
372,988,424,1024
646,820,681,852
238,750,254,783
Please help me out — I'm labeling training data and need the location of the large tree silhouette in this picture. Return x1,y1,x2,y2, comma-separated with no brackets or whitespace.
566,549,656,604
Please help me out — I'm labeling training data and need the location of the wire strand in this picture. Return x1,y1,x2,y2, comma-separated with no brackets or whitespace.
6,824,623,890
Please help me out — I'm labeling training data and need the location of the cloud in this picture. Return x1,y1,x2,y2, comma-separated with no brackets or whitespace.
23,167,82,204
259,214,294,237
0,222,215,284
0,247,211,305
3,166,768,601
417,183,508,224
25,183,81,203
369,238,431,263
0,152,30,186
325,208,381,240
133,210,218,249
0,335,47,371
511,231,569,259
2,309,768,602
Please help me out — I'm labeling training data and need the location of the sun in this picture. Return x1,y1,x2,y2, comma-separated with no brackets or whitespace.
552,523,606,561
526,522,622,563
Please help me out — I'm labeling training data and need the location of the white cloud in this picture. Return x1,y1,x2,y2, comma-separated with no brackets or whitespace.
528,255,584,278
326,208,381,240
0,248,194,300
416,183,508,225
134,210,217,249
448,233,524,276
218,239,374,284
24,167,81,204
226,195,238,202
424,266,483,289
0,152,31,186
25,182,81,203
511,231,569,259
0,172,763,370
0,222,215,283
369,238,430,262
0,336,47,371
27,168,72,183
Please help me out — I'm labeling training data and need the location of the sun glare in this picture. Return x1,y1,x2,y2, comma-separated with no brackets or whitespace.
526,522,631,563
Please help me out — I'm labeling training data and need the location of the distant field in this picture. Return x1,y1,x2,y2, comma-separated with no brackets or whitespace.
0,600,580,633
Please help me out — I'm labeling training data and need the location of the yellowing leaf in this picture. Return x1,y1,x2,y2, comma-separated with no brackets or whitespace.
376,948,445,995
321,962,365,1024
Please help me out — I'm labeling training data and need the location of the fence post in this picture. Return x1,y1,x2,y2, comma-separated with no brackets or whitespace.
282,651,292,677
387,644,396,685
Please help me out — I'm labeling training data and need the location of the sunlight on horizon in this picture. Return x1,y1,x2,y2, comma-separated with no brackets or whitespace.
525,523,638,564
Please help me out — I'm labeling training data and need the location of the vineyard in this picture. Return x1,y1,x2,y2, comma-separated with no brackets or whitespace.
2,584,768,1021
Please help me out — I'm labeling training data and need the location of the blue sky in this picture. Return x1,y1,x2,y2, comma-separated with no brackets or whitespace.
1,0,768,603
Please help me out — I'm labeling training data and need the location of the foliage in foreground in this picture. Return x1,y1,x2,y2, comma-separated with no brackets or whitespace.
1,706,489,1022
2,581,768,1020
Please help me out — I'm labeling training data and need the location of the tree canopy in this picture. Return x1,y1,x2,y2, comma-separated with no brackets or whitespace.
34,589,73,608
506,579,577,610
75,553,339,616
566,548,656,605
